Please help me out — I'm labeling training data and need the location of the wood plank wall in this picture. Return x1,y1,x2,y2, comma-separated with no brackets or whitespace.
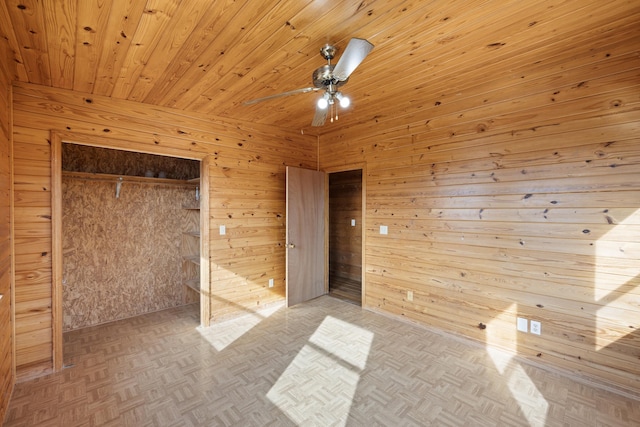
0,25,16,422
319,25,640,395
11,81,316,379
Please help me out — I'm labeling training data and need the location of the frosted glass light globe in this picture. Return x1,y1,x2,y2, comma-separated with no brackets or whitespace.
317,97,328,109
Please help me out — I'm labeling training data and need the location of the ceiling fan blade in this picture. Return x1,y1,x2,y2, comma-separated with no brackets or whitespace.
332,38,374,82
243,87,318,105
311,104,328,127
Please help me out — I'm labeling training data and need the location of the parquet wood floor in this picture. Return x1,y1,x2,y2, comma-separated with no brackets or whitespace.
329,275,361,305
4,296,639,426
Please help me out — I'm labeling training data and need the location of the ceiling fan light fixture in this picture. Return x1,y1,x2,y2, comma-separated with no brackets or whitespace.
317,97,329,109
336,92,350,108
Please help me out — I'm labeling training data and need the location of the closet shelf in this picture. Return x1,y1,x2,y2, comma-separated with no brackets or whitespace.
184,278,201,294
183,254,200,265
181,182,201,301
63,171,199,187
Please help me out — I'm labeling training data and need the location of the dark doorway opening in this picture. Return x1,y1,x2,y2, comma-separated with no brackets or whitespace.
328,169,363,305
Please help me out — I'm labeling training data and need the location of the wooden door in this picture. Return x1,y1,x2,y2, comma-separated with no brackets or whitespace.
286,166,326,307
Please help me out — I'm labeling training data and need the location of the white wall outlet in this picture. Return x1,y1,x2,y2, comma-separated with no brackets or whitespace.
530,320,541,335
407,290,413,302
517,317,528,333
380,225,388,235
219,225,226,235
268,278,274,288
351,219,356,226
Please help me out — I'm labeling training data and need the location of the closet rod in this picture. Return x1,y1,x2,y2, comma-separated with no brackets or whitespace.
62,171,199,187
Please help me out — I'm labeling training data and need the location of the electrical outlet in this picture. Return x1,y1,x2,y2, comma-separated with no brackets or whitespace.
268,278,274,288
517,317,528,332
407,290,413,302
351,219,356,226
219,225,226,235
530,320,541,335
380,225,388,235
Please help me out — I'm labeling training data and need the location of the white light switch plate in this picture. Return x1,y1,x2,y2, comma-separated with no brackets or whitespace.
268,278,274,288
517,317,528,332
380,225,388,235
351,219,356,226
219,225,226,235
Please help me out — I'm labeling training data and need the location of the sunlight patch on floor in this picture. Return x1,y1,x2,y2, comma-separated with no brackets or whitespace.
487,304,549,427
196,303,283,351
267,315,374,426
308,315,372,370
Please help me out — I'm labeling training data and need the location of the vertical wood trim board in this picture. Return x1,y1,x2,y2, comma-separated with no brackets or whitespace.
0,27,16,423
50,133,63,372
361,163,367,307
318,34,640,396
199,155,211,327
323,171,329,295
12,83,317,380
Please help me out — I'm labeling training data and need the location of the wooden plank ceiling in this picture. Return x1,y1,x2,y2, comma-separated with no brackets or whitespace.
1,0,638,135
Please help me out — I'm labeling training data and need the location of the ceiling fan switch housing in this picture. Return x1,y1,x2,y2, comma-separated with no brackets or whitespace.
320,44,337,60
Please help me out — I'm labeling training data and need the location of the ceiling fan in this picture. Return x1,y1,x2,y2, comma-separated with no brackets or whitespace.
243,38,374,126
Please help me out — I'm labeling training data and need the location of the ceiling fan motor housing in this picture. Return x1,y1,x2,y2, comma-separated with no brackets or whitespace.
312,64,348,90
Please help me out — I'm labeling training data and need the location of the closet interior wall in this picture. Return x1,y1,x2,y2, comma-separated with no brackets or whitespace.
61,144,199,331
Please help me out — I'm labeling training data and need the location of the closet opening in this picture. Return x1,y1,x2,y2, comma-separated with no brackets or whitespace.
52,136,210,370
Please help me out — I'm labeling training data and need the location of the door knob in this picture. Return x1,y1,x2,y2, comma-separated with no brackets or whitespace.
288,243,295,248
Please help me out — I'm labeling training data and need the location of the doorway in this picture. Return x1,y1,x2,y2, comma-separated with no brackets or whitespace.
328,169,363,305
